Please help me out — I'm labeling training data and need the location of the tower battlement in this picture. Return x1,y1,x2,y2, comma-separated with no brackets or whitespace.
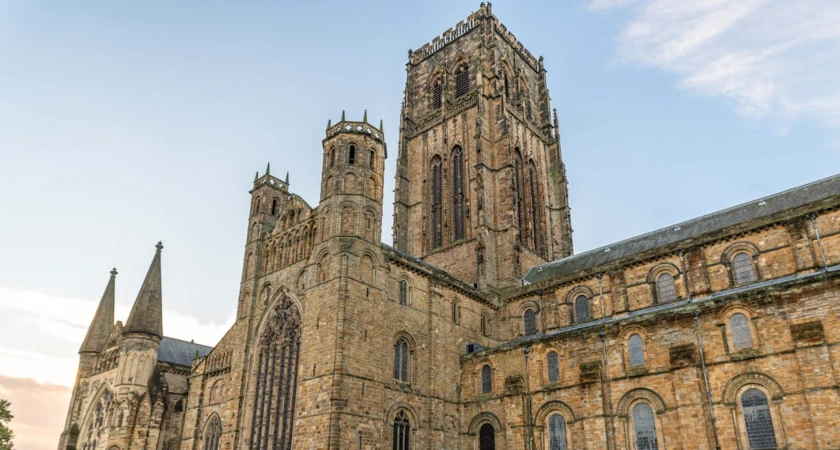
325,112,385,147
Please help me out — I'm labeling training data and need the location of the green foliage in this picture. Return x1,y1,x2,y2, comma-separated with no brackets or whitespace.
0,399,14,450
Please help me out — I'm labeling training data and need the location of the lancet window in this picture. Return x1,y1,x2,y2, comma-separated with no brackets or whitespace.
431,156,443,249
249,294,301,450
452,146,465,240
203,416,222,450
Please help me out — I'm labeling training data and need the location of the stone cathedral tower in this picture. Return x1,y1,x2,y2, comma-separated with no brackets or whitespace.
393,2,573,289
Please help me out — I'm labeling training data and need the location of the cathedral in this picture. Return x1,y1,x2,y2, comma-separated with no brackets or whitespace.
59,4,840,450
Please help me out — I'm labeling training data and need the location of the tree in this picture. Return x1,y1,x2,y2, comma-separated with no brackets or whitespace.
0,399,13,450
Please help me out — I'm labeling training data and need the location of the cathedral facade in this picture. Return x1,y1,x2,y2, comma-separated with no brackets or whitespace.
60,4,840,450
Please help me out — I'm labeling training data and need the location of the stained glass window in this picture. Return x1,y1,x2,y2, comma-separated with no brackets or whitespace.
629,334,645,367
575,296,590,323
524,309,537,336
733,252,757,284
548,414,567,450
481,365,492,393
742,389,777,450
394,339,410,382
547,351,560,382
632,403,658,450
656,273,677,303
392,410,410,450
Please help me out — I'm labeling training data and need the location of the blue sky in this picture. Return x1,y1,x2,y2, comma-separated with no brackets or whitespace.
0,1,838,448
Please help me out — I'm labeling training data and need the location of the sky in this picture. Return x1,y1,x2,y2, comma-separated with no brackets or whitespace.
1,1,839,449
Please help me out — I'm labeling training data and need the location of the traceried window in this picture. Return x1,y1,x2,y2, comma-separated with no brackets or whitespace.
481,365,492,393
203,416,222,450
741,389,777,450
348,145,356,164
656,273,677,303
632,402,659,450
547,351,560,382
479,423,495,450
574,295,590,323
249,295,301,450
629,334,645,367
733,252,757,285
513,150,527,244
398,280,408,305
548,414,568,450
394,338,410,382
392,410,411,450
455,63,470,98
524,309,537,336
528,161,543,256
432,77,443,110
430,157,443,249
730,313,753,350
452,146,465,241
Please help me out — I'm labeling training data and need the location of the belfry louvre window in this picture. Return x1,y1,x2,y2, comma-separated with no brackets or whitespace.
452,146,465,241
547,351,560,382
733,252,757,285
632,403,659,450
398,280,408,305
455,63,470,98
575,295,590,323
392,410,410,450
249,295,301,450
730,313,753,349
524,309,537,336
548,414,568,450
394,339,410,382
431,157,443,249
432,78,443,110
629,334,645,367
656,273,677,303
481,365,492,393
742,389,777,449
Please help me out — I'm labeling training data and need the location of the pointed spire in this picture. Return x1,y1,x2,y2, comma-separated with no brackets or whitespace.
254,171,259,182
341,110,346,121
79,268,117,353
379,119,384,132
327,118,332,128
363,109,368,122
285,172,289,184
265,162,271,177
124,242,164,338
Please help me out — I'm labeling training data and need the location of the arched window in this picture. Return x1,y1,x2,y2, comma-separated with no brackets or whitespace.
252,196,260,216
628,334,645,367
271,198,278,216
656,273,677,303
574,295,590,323
394,338,410,382
203,416,221,450
432,77,443,110
348,145,356,164
513,150,526,244
455,63,470,98
733,252,757,285
479,423,495,450
261,285,271,305
547,351,560,382
369,149,375,168
398,280,408,305
392,410,410,450
329,148,336,167
480,313,488,336
730,313,753,349
481,365,492,393
451,299,460,324
430,157,443,249
632,403,658,450
452,146,465,241
741,389,777,449
548,414,567,450
249,296,301,450
528,161,543,256
523,308,537,336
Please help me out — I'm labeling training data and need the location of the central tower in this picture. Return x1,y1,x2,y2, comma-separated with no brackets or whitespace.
393,3,572,290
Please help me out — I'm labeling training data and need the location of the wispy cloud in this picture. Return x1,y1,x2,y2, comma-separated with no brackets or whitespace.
592,0,840,127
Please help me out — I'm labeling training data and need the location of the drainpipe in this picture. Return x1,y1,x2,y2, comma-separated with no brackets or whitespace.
524,346,535,450
693,311,721,450
597,274,617,450
809,214,829,269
